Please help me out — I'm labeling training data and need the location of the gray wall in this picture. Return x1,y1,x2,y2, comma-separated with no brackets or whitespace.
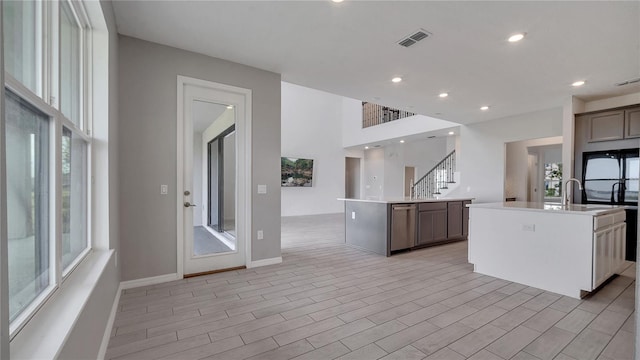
106,0,120,255
118,36,281,281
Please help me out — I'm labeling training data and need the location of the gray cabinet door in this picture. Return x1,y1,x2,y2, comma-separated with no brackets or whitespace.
418,209,447,245
625,107,640,139
587,110,625,142
447,201,463,239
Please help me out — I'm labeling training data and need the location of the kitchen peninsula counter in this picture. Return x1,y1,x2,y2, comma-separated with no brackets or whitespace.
468,202,628,298
339,198,474,256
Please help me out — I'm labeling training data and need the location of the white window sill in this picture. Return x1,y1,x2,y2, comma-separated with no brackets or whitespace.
10,249,115,360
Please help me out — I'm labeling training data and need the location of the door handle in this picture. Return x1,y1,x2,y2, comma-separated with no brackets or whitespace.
184,202,197,207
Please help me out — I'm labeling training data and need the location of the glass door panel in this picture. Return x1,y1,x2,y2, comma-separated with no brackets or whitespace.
207,138,220,230
223,131,236,236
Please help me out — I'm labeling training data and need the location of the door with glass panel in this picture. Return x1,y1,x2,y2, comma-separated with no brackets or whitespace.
181,82,245,275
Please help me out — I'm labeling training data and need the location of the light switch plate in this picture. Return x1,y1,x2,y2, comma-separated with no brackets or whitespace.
522,224,535,232
257,185,267,194
160,185,168,195
351,211,356,220
257,230,264,240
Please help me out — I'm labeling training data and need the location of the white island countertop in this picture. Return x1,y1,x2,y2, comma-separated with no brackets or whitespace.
337,197,474,204
468,201,627,216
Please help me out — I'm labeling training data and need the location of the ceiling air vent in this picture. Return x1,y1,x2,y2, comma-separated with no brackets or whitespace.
615,77,640,86
398,29,432,48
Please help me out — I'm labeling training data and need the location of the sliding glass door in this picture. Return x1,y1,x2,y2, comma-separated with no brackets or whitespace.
208,125,236,237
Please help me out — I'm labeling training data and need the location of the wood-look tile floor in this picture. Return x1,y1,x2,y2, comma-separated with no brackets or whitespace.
106,214,636,359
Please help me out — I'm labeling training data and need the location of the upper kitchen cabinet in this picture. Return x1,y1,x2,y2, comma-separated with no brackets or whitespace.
581,106,640,143
625,107,640,139
585,110,625,142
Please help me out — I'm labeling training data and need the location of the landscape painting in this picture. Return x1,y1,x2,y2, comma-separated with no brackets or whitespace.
281,157,314,187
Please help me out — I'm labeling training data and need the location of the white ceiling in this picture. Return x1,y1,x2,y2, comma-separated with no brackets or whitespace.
112,1,640,125
192,100,229,133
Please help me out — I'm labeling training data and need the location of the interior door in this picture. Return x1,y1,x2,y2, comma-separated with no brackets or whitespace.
181,83,246,275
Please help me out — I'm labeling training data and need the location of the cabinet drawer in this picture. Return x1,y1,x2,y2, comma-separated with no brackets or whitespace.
594,214,614,231
419,202,447,211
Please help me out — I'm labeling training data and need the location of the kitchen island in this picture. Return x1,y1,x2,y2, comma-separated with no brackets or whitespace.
339,198,473,256
468,201,627,299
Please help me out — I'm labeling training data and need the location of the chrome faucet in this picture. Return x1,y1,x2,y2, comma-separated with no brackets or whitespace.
562,178,583,206
409,179,415,200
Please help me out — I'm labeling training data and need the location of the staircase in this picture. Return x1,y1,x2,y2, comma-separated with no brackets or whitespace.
412,150,458,199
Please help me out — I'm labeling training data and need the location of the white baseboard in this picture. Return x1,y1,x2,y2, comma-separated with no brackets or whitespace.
120,273,181,290
96,283,122,360
247,257,282,268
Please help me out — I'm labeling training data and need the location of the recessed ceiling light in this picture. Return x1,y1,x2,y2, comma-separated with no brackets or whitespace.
392,77,402,83
332,0,344,3
364,146,369,149
439,92,449,98
480,106,490,111
400,140,405,143
508,33,525,42
226,105,233,109
448,131,455,135
572,80,586,87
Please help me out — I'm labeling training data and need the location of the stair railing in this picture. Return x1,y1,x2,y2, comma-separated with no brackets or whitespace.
412,150,456,199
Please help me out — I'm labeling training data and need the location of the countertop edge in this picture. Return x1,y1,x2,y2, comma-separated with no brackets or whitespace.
337,198,475,204
468,202,628,216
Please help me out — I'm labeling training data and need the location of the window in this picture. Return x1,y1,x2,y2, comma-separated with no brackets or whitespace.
3,0,92,334
61,127,87,271
5,90,51,323
60,1,82,126
3,1,41,95
544,162,562,201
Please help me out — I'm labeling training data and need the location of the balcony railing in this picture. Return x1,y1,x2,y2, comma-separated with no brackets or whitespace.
362,102,416,128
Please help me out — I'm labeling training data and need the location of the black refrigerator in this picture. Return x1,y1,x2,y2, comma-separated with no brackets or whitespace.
582,149,639,261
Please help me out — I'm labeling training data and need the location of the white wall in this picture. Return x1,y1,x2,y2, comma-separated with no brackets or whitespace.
281,82,350,216
364,148,385,200
451,107,563,203
505,137,562,202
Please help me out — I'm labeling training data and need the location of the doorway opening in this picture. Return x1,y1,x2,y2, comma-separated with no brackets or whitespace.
504,136,562,202
404,166,416,198
345,157,361,199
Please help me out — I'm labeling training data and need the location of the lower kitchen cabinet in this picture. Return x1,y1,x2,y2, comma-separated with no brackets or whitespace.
417,209,447,245
342,198,473,257
593,215,626,289
417,200,469,247
447,201,464,239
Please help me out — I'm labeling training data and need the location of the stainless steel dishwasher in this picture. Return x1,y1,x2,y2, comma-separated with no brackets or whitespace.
391,204,416,251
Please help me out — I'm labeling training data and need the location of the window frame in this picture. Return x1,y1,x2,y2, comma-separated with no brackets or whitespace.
3,0,93,338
